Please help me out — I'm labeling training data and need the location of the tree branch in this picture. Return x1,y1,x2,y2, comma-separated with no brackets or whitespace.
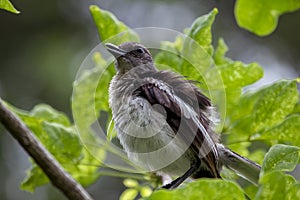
0,98,93,200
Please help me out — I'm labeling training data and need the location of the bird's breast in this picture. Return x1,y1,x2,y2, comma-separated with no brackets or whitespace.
110,94,192,176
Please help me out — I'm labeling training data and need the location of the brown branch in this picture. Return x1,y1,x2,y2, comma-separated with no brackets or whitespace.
0,99,94,200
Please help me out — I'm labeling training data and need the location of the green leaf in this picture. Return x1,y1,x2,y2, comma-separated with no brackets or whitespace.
212,38,263,89
89,5,139,44
30,104,71,126
252,80,298,132
216,62,263,89
255,171,291,200
186,8,218,55
225,90,262,142
21,163,49,192
244,184,259,200
235,0,300,36
228,142,251,158
227,89,261,123
209,38,263,123
227,79,299,142
0,0,20,14
72,52,110,132
41,122,82,161
148,179,245,200
72,51,117,144
287,183,300,200
155,9,219,81
15,105,82,162
261,144,300,176
5,103,102,191
213,38,230,65
252,115,300,146
147,190,178,200
154,35,184,72
180,9,218,82
293,98,300,113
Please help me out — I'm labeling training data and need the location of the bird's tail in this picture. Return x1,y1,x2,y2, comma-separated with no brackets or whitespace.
216,143,261,185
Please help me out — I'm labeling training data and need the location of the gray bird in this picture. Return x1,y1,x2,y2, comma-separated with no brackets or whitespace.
106,42,261,189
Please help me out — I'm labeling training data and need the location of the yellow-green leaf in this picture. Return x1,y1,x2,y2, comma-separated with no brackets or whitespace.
235,0,300,36
0,0,20,14
261,144,300,176
148,179,244,200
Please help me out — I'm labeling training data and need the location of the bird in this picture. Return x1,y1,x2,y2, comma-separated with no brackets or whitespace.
106,42,261,189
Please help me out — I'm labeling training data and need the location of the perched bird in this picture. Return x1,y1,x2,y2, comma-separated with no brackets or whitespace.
106,42,261,189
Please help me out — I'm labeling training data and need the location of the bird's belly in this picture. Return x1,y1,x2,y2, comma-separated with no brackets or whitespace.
119,128,192,176
114,98,192,176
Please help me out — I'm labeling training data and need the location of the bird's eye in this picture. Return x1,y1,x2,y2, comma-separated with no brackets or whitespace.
136,48,144,54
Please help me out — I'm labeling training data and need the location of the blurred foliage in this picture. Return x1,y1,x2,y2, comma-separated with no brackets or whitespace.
0,0,19,14
235,0,300,36
1,3,300,200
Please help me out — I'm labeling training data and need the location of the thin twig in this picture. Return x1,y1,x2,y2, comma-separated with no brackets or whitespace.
0,98,93,200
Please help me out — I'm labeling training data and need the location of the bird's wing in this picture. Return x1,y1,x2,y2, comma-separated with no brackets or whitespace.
133,72,220,177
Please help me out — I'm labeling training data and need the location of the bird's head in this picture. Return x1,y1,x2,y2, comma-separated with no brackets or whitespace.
105,42,155,75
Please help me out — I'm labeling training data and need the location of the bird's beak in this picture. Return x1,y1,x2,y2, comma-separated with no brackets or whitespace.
105,43,127,58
